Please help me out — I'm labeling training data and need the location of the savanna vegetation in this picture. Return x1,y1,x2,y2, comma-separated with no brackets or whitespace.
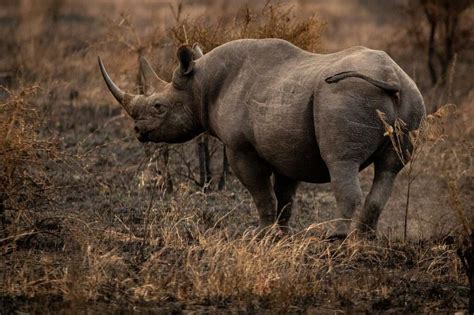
0,0,473,313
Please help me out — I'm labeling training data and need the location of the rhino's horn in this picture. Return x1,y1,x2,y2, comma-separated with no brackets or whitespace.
139,56,167,94
98,56,135,116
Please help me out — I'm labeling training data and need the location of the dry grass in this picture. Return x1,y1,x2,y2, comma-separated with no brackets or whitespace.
1,201,466,312
0,86,60,253
0,0,472,313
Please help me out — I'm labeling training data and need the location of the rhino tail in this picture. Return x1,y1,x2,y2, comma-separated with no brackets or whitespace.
325,71,400,94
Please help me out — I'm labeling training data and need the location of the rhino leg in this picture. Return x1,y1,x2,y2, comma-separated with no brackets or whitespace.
226,148,277,231
273,174,299,233
358,145,404,236
326,161,363,238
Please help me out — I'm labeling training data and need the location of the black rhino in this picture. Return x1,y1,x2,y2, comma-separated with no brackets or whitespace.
99,38,425,238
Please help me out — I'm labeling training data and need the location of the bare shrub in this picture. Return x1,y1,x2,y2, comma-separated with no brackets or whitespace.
0,86,58,251
431,101,474,312
171,2,325,53
379,99,472,309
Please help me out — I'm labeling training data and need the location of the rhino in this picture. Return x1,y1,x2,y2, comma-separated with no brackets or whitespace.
99,38,425,238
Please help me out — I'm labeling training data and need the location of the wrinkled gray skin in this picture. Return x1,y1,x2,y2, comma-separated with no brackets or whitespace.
99,38,426,238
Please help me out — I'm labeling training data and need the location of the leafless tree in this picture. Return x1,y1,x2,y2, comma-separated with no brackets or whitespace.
405,0,473,86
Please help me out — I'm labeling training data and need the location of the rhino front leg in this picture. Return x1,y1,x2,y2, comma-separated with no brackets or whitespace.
326,161,362,239
226,148,277,231
273,173,299,233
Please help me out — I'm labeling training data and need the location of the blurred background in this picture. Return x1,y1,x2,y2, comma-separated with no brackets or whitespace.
1,0,472,106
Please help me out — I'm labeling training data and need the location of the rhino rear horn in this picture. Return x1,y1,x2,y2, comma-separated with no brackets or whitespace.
139,56,167,94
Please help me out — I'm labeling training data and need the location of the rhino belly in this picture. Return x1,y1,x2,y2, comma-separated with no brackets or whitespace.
251,109,330,183
266,143,330,183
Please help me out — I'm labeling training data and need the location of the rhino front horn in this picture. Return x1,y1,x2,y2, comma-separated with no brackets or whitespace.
98,56,135,116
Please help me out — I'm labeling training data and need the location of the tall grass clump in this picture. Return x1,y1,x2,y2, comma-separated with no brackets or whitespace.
0,86,58,252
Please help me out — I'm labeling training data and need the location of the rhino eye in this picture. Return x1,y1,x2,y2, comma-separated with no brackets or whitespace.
153,103,167,114
153,103,168,117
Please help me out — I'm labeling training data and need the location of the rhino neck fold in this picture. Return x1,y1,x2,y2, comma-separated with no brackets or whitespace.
193,66,215,136
193,65,212,133
193,55,242,139
194,78,210,134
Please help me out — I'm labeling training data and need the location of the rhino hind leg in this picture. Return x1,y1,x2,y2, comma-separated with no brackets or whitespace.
273,174,299,233
357,144,405,236
326,161,363,239
226,147,277,231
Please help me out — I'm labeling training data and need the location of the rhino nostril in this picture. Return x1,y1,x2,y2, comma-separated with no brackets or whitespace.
134,126,140,133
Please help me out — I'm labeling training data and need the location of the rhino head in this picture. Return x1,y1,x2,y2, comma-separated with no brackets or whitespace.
98,44,205,143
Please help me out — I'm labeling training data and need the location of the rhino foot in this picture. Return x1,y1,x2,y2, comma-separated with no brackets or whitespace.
354,226,377,240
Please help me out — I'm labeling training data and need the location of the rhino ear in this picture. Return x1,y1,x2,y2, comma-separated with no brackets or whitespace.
139,56,167,94
192,43,203,59
177,45,195,75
